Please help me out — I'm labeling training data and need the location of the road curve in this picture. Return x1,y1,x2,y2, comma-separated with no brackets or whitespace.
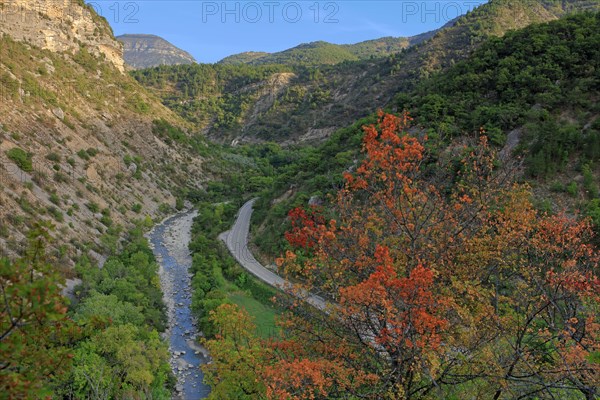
219,199,327,311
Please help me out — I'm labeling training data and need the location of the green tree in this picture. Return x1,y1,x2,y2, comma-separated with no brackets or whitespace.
68,324,171,399
74,291,145,326
203,304,268,399
0,223,79,398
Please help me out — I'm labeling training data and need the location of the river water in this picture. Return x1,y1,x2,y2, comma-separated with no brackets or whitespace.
146,210,211,400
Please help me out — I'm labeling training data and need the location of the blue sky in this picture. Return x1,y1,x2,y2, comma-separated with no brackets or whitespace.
88,1,487,63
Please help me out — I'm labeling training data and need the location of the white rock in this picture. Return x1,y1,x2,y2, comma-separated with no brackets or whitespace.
52,107,65,120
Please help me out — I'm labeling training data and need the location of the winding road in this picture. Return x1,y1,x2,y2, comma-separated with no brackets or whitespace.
219,199,328,311
221,200,381,354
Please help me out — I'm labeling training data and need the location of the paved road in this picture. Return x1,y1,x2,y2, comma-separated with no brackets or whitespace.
219,199,327,311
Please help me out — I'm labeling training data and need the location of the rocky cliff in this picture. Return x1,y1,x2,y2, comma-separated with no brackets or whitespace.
0,0,124,72
0,0,205,266
118,34,196,69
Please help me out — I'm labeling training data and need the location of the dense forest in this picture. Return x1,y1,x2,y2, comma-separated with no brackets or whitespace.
1,222,173,399
397,12,600,176
131,63,294,130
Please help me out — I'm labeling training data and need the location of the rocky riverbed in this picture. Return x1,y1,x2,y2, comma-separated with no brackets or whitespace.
147,210,211,399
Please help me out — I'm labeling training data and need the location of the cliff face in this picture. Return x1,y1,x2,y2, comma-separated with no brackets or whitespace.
0,0,206,266
117,34,196,69
0,0,124,72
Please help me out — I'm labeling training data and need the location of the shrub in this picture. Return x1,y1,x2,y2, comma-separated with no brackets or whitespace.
49,193,61,205
582,164,599,199
47,206,64,222
152,119,187,145
53,172,69,183
77,149,90,160
6,148,32,172
587,199,600,229
46,152,61,162
566,181,578,197
158,203,172,214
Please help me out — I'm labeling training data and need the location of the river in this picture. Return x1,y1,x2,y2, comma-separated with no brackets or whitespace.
146,209,211,400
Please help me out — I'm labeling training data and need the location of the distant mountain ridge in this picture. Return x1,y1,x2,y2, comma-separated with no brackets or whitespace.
218,15,458,66
136,0,600,145
218,34,435,66
118,34,196,69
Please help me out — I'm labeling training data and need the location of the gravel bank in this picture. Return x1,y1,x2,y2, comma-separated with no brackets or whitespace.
147,210,211,399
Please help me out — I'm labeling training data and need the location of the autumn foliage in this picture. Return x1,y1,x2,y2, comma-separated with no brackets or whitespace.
206,112,600,399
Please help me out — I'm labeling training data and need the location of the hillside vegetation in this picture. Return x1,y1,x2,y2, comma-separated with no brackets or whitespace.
0,0,214,396
397,12,600,175
204,111,600,400
395,11,600,226
0,2,207,265
213,12,600,263
136,0,600,145
3,0,600,398
218,37,414,66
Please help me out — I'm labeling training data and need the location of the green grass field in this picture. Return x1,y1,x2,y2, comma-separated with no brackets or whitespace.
228,291,278,338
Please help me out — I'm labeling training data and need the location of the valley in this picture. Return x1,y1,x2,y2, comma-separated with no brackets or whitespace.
1,0,600,399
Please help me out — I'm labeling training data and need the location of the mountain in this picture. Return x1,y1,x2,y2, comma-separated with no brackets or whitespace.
117,34,197,69
215,19,457,67
249,10,600,258
218,51,271,65
0,0,124,71
136,0,600,145
219,41,361,66
397,10,600,178
202,16,600,398
0,0,206,264
218,36,418,66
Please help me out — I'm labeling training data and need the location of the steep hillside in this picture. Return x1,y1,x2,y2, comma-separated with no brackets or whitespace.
118,34,197,69
397,11,600,215
0,0,206,267
198,13,600,400
131,63,294,131
344,36,413,58
137,0,600,145
246,11,600,257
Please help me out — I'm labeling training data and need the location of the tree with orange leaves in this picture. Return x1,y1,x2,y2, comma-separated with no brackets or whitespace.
272,112,505,398
208,112,599,399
